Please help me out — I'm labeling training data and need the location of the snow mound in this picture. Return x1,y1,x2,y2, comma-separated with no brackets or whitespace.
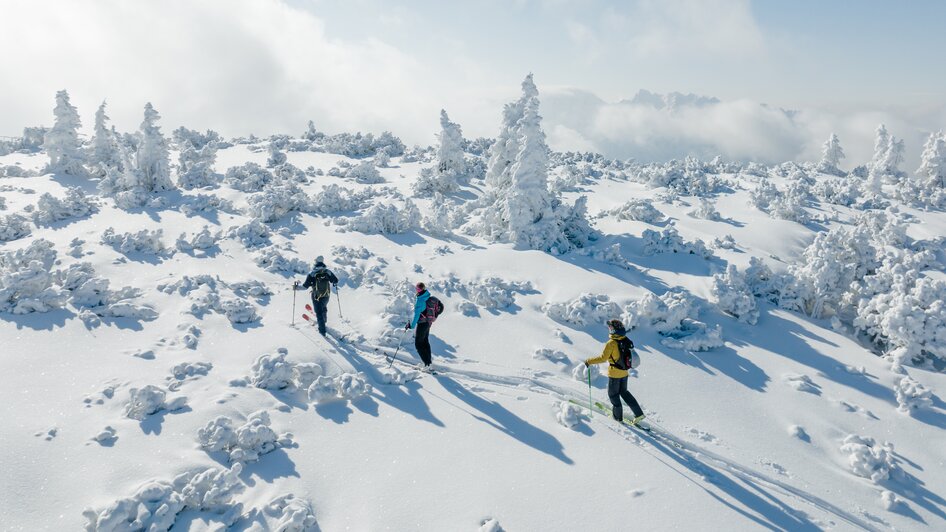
894,375,933,413
197,410,293,463
478,517,505,532
660,324,724,351
250,350,295,390
82,464,244,531
599,199,664,223
572,362,600,382
840,434,902,483
123,385,187,420
579,243,634,270
170,361,213,381
533,348,569,363
784,374,820,394
555,400,584,428
307,372,373,403
101,227,167,256
380,365,420,385
244,494,318,532
642,226,712,258
544,293,621,327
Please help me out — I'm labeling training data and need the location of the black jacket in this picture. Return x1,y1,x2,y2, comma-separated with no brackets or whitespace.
302,263,338,297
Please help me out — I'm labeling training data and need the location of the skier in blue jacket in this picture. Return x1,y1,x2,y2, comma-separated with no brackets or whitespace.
406,282,438,369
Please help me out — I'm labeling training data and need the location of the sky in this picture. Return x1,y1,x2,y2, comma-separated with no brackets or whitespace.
1,0,944,166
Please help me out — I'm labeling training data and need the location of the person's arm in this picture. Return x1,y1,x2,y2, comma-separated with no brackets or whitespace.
328,270,339,285
410,297,425,328
585,340,615,366
301,274,313,289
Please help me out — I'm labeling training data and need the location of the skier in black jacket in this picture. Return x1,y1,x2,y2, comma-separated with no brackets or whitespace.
299,256,338,336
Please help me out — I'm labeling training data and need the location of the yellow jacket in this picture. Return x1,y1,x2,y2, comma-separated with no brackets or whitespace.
585,333,630,378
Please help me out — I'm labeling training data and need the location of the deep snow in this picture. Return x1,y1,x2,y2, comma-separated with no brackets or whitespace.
2,133,946,531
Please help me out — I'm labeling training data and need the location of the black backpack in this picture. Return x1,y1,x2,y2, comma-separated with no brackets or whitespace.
424,296,445,323
312,270,331,298
611,338,637,371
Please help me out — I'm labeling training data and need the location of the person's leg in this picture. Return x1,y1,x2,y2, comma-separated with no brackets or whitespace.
315,296,328,335
619,377,644,418
414,322,432,366
607,377,623,420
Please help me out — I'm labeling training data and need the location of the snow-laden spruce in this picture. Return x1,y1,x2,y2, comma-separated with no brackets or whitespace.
44,90,86,177
899,131,946,208
413,109,469,195
468,75,595,253
88,101,121,178
135,103,175,192
817,133,845,176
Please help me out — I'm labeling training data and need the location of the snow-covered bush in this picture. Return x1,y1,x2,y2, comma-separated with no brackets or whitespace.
177,143,220,189
266,144,287,168
688,198,721,221
180,193,237,216
44,90,86,176
31,187,97,225
856,276,946,366
790,226,875,318
343,200,420,234
123,385,187,420
254,246,309,274
334,372,372,401
246,182,311,222
579,243,634,270
217,298,260,324
623,289,699,334
317,130,405,158
711,264,759,324
431,275,533,314
227,219,272,249
197,410,293,463
0,214,31,242
101,227,167,256
544,293,621,327
244,494,318,531
0,239,65,314
840,434,901,483
83,464,244,531
598,199,665,223
894,375,933,413
555,401,583,428
172,126,222,149
344,160,385,184
641,226,712,258
170,361,213,381
176,226,219,253
225,162,273,192
291,363,324,391
62,264,157,321
661,323,724,351
306,375,339,404
534,348,569,363
421,194,466,237
250,349,295,389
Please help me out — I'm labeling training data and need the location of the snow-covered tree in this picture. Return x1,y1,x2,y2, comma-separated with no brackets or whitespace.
437,109,466,176
881,136,905,183
88,101,120,178
44,90,85,176
817,133,845,175
469,75,594,253
870,124,890,172
135,103,174,191
902,131,946,207
485,74,538,191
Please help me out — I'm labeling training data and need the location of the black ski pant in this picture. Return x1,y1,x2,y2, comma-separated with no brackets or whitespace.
311,293,330,335
608,376,644,421
414,321,432,366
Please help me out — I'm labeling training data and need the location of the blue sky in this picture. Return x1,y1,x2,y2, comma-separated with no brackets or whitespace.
1,0,944,165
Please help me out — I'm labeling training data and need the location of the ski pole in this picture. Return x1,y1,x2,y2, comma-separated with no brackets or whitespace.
388,328,407,368
334,285,343,318
587,367,593,414
291,281,298,326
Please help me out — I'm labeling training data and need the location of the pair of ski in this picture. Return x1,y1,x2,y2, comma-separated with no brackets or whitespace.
568,398,653,433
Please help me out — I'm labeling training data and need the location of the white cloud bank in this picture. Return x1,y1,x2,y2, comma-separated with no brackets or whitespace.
1,0,942,170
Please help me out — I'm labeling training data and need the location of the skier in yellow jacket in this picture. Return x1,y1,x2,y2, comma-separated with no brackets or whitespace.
585,319,645,425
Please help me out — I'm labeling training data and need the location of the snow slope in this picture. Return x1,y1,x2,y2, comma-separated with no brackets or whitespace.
2,138,946,531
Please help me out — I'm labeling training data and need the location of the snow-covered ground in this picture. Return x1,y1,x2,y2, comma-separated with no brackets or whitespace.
2,93,946,531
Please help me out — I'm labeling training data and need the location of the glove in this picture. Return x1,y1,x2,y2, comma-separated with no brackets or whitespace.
292,281,299,290
405,322,412,330
584,361,589,368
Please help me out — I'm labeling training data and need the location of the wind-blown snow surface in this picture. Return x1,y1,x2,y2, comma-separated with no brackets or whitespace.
2,143,946,531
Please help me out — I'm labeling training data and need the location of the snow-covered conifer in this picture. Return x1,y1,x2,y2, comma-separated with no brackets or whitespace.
902,131,946,207
485,74,538,191
44,90,85,176
870,124,890,172
817,133,845,175
88,101,120,177
136,103,174,191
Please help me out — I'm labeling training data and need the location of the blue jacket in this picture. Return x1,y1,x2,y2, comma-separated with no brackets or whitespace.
412,290,430,328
